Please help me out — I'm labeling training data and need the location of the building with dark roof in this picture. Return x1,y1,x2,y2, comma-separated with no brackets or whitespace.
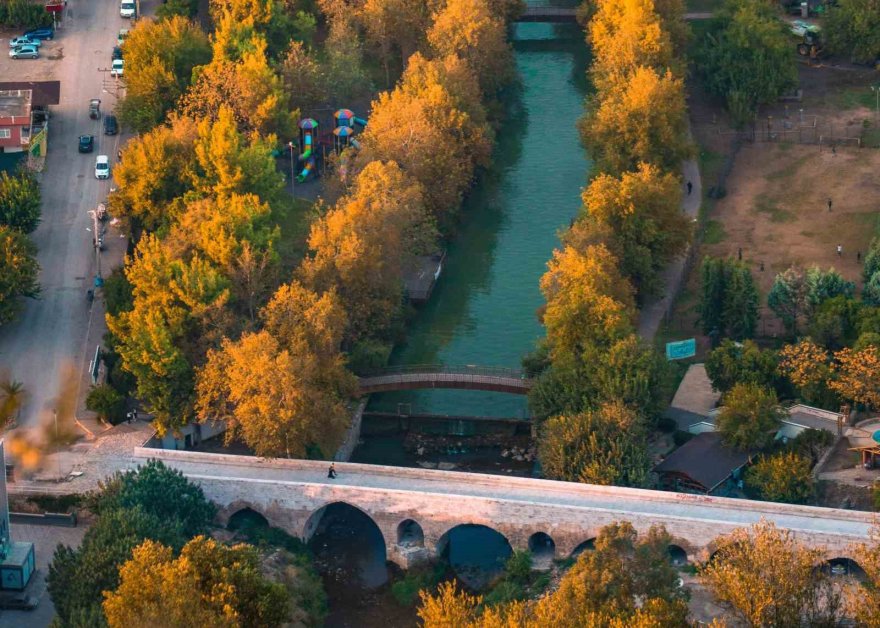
654,432,757,495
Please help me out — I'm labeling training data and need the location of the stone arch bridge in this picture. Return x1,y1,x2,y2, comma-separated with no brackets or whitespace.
134,449,874,570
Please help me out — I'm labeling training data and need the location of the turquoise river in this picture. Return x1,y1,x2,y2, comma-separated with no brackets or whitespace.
365,21,591,421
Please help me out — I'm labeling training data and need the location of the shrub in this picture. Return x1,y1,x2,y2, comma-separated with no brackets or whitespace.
0,0,52,28
85,384,126,425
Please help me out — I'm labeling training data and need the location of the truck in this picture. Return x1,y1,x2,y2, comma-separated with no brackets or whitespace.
119,0,136,18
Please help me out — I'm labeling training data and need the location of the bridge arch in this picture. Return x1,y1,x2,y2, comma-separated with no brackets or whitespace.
302,500,386,545
528,532,556,559
436,523,513,588
570,537,596,558
397,519,425,547
668,544,688,566
825,557,867,580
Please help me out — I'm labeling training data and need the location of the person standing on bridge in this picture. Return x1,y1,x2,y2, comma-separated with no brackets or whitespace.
328,463,337,479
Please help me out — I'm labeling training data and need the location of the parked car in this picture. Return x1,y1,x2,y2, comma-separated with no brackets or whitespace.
117,29,128,46
110,59,124,77
95,155,110,180
120,0,136,18
78,135,94,153
22,27,54,41
103,114,118,136
112,46,123,60
8,36,41,48
9,45,39,59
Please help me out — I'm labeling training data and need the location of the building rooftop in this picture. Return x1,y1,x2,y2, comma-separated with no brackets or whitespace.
0,81,60,108
0,90,31,119
784,404,842,433
654,432,756,493
665,364,720,430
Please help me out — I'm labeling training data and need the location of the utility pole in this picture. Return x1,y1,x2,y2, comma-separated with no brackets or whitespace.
288,140,296,198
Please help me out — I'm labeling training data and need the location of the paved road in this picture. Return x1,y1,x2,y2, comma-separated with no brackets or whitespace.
0,2,139,429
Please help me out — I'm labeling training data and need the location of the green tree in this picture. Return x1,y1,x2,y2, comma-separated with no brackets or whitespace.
745,451,814,504
156,0,199,18
0,376,24,428
722,260,759,340
86,384,126,425
716,382,784,449
48,506,188,625
824,0,880,64
88,459,216,537
805,266,855,310
705,339,781,393
582,163,691,300
700,520,845,626
0,170,40,233
699,256,758,340
788,428,834,465
104,536,291,628
538,401,651,487
695,0,797,125
808,295,861,350
119,17,211,132
0,226,39,325
768,266,808,335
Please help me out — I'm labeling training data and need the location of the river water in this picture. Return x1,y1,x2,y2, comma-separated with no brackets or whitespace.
326,22,590,598
366,22,590,421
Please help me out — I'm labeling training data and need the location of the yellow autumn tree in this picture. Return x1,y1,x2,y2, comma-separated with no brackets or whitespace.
701,521,846,626
299,161,435,343
588,0,677,92
847,530,880,626
196,281,355,458
582,162,690,298
427,0,514,95
356,69,490,231
778,338,833,404
830,346,880,409
103,537,291,628
359,0,432,86
419,522,689,627
580,65,690,175
111,115,198,231
539,242,635,361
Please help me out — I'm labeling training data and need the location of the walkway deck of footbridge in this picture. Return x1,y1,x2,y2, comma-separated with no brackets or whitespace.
133,449,873,561
357,365,533,395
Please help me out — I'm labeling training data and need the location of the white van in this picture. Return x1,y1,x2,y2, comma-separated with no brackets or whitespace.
120,0,136,18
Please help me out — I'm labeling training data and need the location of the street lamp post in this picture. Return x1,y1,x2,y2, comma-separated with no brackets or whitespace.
288,140,296,198
871,86,879,124
87,208,103,287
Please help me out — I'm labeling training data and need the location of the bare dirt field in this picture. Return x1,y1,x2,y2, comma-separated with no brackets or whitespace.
662,60,880,349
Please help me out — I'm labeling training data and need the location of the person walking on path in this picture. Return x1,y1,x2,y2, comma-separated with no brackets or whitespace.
837,244,843,257
858,251,862,262
687,181,693,195
328,463,337,479
827,198,833,212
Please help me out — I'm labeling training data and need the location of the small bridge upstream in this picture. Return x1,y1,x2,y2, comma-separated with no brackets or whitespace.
515,1,713,24
357,365,533,396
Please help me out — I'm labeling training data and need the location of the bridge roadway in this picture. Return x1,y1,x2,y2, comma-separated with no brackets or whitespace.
133,449,874,569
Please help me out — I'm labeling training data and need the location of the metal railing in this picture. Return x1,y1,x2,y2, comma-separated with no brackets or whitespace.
359,364,528,380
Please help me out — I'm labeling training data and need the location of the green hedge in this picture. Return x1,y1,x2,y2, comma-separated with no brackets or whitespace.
0,0,53,28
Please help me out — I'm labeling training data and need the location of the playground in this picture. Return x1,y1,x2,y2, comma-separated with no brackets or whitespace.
286,107,368,189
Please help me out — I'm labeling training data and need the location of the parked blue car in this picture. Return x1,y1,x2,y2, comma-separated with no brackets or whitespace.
22,27,54,41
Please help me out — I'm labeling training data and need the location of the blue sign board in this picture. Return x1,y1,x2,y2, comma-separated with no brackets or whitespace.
666,338,696,361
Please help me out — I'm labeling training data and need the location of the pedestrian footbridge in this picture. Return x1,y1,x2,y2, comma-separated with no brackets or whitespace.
357,365,533,396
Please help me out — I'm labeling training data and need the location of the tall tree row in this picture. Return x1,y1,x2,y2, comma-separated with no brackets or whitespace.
531,0,692,487
108,0,520,455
